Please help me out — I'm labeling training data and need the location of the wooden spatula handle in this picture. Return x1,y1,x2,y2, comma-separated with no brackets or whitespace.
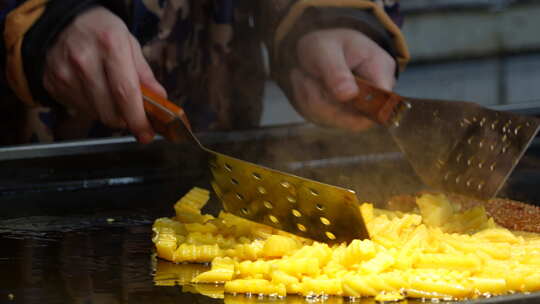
352,77,403,125
141,85,192,142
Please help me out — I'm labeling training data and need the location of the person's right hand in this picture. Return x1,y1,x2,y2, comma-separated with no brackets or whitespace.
43,6,166,144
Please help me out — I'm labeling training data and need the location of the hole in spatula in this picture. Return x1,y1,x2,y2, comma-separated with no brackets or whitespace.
257,186,267,194
231,178,239,185
241,208,249,215
252,172,262,180
325,232,336,240
263,201,273,209
297,224,307,232
316,203,325,211
236,193,244,200
320,217,331,226
269,215,279,224
224,163,233,172
292,209,302,217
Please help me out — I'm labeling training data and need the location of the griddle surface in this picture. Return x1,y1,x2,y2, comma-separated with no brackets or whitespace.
1,211,539,304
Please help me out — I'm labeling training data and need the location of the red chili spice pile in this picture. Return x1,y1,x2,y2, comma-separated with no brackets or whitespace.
482,198,540,233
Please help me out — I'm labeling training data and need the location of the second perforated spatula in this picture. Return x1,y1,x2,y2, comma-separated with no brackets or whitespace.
352,78,540,200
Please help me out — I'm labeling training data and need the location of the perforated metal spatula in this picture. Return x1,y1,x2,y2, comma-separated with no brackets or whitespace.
142,86,369,244
352,78,540,200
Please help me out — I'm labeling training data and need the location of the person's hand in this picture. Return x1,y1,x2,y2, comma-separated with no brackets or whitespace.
43,6,166,143
291,28,396,131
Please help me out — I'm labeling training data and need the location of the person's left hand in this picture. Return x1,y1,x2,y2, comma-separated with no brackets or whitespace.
290,28,396,131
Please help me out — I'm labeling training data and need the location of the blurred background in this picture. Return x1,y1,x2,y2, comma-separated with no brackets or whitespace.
261,0,540,126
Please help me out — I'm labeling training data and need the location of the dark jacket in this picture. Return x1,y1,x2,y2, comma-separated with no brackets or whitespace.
0,0,409,144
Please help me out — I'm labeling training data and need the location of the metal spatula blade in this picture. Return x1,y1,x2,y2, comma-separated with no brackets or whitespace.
353,78,540,200
209,152,369,244
388,98,540,200
141,86,370,244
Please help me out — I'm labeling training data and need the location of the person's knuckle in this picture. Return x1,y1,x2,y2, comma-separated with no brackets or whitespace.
52,67,71,86
97,28,118,51
68,48,92,73
97,28,122,52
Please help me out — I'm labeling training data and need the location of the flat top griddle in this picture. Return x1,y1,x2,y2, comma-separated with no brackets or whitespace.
1,214,539,304
1,122,540,304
